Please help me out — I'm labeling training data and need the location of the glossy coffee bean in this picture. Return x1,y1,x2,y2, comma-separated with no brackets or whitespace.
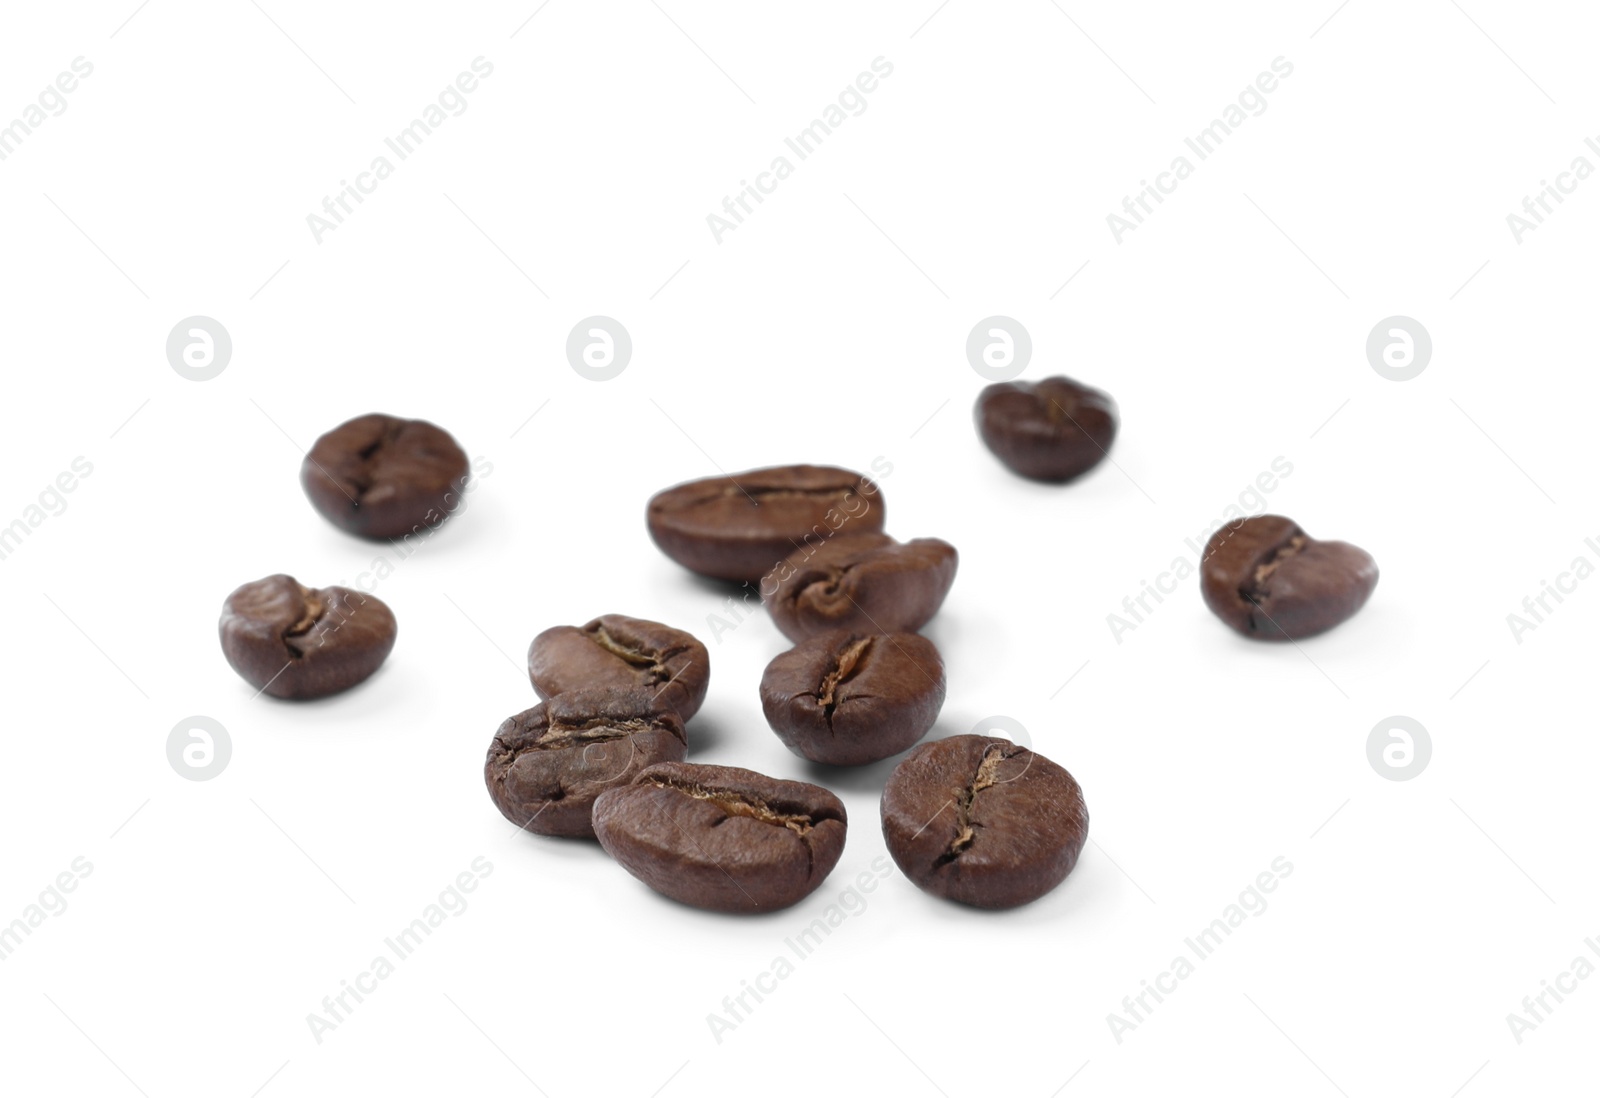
881,734,1088,910
219,574,397,699
593,762,847,912
760,631,945,766
763,533,958,642
301,413,470,540
646,464,885,583
975,376,1117,482
484,688,687,839
528,615,710,721
1200,514,1379,640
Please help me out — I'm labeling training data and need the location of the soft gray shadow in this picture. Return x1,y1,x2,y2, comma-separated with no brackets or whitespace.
684,711,734,754
799,753,902,796
795,715,967,795
683,571,766,604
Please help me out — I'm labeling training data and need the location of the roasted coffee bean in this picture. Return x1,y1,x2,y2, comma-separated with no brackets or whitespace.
302,413,470,540
881,735,1088,909
528,615,710,721
763,533,957,642
760,631,945,766
484,688,687,839
1200,514,1379,640
219,574,397,699
646,464,885,583
593,762,846,912
975,376,1118,482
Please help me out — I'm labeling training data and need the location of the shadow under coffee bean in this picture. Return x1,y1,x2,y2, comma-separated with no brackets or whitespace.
527,614,710,721
646,464,885,582
974,376,1118,482
218,574,397,699
484,688,687,839
301,413,470,540
763,533,958,642
1199,514,1379,640
881,734,1089,910
593,762,847,913
760,630,946,766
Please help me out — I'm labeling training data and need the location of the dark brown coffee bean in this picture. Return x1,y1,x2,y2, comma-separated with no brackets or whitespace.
218,574,396,699
881,735,1088,909
975,376,1117,482
484,688,687,839
763,533,957,641
528,615,710,721
593,762,846,912
760,631,945,766
1200,514,1379,640
646,465,885,583
301,413,470,540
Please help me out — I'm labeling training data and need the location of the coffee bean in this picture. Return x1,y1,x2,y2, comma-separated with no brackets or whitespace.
647,465,885,583
763,533,957,642
975,376,1117,482
593,762,847,912
528,615,710,721
760,631,945,766
1200,514,1379,640
484,688,687,839
881,734,1088,909
302,413,470,540
219,574,396,699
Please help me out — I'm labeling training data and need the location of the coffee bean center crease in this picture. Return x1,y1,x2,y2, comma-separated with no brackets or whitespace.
642,775,819,836
936,743,1018,867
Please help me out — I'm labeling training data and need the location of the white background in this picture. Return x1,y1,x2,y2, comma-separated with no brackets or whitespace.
1,2,1595,1094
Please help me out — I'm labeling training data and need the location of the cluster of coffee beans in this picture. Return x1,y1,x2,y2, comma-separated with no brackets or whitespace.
219,379,1379,913
511,460,1090,912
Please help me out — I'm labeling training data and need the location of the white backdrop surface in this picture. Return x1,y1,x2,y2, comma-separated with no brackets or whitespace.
1,2,1596,1095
